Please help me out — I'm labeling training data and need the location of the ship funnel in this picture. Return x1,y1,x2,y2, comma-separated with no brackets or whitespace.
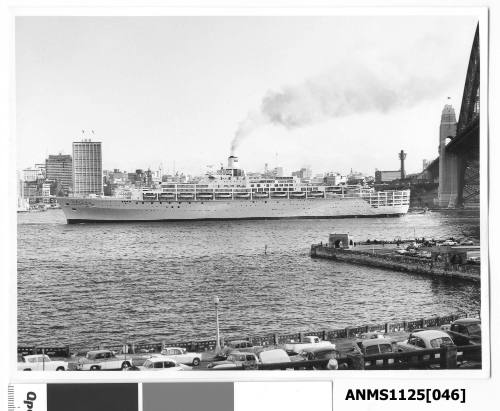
228,155,238,169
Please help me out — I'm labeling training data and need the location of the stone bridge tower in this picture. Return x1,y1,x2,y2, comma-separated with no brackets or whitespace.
437,103,458,207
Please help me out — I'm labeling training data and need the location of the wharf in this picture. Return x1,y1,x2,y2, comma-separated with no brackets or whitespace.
18,311,481,370
310,234,480,282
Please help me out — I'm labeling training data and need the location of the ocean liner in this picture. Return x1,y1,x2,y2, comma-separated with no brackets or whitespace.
58,156,410,223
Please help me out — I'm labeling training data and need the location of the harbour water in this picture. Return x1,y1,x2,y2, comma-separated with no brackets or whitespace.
17,209,481,349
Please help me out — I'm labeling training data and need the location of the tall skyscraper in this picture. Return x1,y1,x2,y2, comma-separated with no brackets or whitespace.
46,154,72,195
72,139,102,196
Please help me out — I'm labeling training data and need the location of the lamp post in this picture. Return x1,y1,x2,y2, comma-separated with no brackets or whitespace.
213,296,221,354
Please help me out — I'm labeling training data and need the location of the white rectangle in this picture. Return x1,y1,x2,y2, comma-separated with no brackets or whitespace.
234,381,332,411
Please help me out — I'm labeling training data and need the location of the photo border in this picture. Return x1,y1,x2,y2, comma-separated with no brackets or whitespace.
7,4,490,386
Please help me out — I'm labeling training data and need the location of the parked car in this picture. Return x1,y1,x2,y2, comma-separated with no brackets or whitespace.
207,352,259,370
359,331,385,340
284,336,335,355
135,356,191,371
76,349,133,371
17,354,68,371
444,318,481,345
397,330,454,352
294,346,340,370
441,240,458,246
221,340,261,356
356,338,398,355
160,347,202,366
355,338,400,368
258,349,291,365
460,240,474,245
337,340,363,357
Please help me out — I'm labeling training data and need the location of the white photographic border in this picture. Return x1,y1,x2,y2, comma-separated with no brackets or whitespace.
2,1,494,401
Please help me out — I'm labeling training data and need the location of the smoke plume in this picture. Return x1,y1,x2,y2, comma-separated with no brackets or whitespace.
230,62,446,155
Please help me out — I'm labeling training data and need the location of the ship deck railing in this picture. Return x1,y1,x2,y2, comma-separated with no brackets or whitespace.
136,186,410,204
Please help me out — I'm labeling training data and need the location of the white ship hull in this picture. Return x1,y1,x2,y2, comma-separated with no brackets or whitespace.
58,196,410,223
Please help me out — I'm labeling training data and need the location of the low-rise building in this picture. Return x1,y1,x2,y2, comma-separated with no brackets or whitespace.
375,170,401,183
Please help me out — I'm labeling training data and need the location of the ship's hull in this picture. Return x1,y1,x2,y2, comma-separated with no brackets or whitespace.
58,197,410,223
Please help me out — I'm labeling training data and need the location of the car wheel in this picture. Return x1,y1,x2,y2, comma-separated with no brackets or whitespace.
90,365,100,371
56,366,65,371
192,358,200,366
121,361,131,370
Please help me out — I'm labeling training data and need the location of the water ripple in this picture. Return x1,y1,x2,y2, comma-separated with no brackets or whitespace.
17,209,480,347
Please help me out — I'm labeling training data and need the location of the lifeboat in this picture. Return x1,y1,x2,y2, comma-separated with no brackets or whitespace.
142,193,158,200
197,193,213,199
215,193,232,199
235,192,251,199
290,191,306,198
308,191,324,198
178,193,195,199
253,192,269,198
159,193,176,200
271,192,287,198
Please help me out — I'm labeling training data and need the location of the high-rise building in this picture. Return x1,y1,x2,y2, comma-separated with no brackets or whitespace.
22,167,42,182
72,139,102,196
46,154,72,195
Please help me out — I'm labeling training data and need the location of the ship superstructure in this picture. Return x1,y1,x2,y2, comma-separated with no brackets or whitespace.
58,156,410,223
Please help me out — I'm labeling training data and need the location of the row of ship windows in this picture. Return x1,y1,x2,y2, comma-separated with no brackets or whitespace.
128,201,272,205
250,184,294,188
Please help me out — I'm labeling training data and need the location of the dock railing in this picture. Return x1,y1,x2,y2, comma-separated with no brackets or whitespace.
18,311,480,358
348,344,481,370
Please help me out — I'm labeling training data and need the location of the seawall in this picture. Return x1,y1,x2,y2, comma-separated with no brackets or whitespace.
310,244,480,282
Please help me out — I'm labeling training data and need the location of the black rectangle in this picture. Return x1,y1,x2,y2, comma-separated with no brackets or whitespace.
47,383,138,411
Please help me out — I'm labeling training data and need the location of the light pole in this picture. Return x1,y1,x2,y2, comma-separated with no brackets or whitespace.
213,296,221,354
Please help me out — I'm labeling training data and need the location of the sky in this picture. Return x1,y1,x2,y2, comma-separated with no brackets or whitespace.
15,15,478,176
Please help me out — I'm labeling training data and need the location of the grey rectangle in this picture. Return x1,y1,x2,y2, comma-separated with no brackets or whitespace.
143,382,234,411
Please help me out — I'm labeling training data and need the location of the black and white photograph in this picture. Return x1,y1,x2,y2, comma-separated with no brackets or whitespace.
13,12,486,377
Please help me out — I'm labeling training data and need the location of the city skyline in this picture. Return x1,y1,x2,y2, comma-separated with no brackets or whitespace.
16,16,478,175
17,144,406,179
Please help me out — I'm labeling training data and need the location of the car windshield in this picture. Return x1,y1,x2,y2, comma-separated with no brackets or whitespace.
143,360,153,368
365,345,380,355
317,351,337,360
379,344,393,353
467,324,481,335
430,337,454,348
